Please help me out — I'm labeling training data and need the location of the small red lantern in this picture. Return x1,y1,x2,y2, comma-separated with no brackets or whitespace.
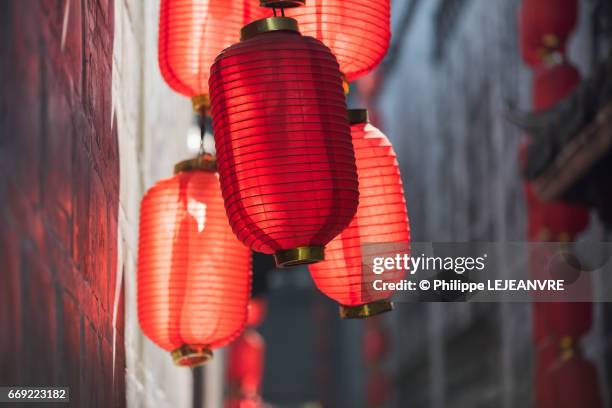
137,156,251,367
208,17,359,267
519,0,578,67
227,329,266,399
552,356,603,408
309,110,410,318
158,0,266,113
247,298,268,328
277,0,391,83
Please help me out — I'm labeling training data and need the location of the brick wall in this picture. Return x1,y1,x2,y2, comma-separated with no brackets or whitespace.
0,0,198,407
0,0,122,406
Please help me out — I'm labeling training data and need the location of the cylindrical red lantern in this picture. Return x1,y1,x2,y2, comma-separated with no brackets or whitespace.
208,17,359,267
277,0,391,83
309,110,410,318
158,0,267,113
137,156,251,367
518,0,578,67
227,329,266,399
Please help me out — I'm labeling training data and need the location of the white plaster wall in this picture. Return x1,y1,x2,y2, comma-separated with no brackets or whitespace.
112,0,199,406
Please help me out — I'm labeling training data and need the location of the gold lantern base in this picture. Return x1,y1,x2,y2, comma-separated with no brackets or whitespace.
191,94,210,115
171,345,213,367
241,17,299,41
339,301,394,319
274,246,324,268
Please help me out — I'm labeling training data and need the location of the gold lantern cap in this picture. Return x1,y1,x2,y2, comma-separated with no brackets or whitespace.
339,301,394,319
260,0,305,8
274,246,324,267
241,17,299,41
171,345,213,367
347,109,369,125
191,94,210,116
174,154,217,174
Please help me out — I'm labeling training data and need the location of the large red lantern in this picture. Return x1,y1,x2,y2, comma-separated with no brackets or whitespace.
518,0,578,67
272,0,391,83
137,156,251,367
309,110,410,318
158,0,267,113
208,17,359,267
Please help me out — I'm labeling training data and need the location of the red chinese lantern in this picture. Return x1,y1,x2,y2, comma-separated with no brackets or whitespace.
552,356,603,408
158,0,267,113
138,155,251,367
519,0,578,67
247,298,267,328
309,110,410,318
271,0,391,83
227,329,265,399
208,17,359,267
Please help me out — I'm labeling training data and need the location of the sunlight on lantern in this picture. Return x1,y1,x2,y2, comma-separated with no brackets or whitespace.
188,198,207,233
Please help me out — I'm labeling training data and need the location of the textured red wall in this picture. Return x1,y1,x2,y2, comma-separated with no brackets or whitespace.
0,1,123,406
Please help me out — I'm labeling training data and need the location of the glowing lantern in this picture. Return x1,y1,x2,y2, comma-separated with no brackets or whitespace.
309,110,410,318
208,17,359,267
158,0,267,113
518,0,578,67
137,155,251,367
273,0,391,83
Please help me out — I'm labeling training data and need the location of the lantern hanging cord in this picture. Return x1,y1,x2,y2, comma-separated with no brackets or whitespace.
272,7,285,16
198,114,207,156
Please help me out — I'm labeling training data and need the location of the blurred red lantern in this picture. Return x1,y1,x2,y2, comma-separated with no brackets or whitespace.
138,156,251,367
519,0,578,67
158,0,266,113
209,17,358,267
552,356,603,408
309,110,410,318
247,298,268,328
363,323,389,365
275,0,391,83
227,329,265,398
366,370,392,408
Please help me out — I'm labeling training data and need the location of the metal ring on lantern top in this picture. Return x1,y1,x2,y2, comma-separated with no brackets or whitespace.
347,109,369,125
173,154,217,174
339,301,394,319
259,0,305,8
171,344,213,367
240,17,299,41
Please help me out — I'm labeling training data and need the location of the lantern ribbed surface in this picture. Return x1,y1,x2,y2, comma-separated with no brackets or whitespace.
137,167,251,365
279,0,390,82
158,0,267,101
309,116,410,309
208,18,359,266
518,0,577,67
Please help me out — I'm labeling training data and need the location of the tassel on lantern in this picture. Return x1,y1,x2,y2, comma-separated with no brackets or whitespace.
208,16,359,267
309,109,410,319
137,154,252,367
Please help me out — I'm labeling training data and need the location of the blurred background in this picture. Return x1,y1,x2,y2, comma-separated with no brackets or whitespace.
1,0,612,407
